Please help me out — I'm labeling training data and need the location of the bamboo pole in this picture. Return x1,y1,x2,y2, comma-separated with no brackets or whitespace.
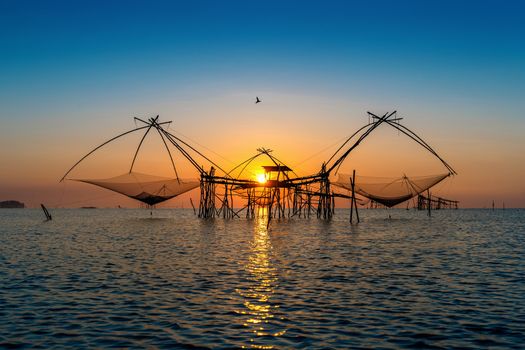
427,189,431,217
350,170,360,224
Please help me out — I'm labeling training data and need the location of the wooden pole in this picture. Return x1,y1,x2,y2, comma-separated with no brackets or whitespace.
427,189,431,217
189,198,196,215
350,170,360,224
40,204,52,221
354,173,360,223
350,175,354,223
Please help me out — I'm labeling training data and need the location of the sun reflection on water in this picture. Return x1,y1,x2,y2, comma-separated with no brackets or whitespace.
236,209,286,349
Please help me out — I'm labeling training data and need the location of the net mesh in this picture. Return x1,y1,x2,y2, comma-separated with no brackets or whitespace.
73,172,200,205
333,173,450,207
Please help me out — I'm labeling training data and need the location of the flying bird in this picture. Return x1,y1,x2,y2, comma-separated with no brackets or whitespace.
255,96,261,104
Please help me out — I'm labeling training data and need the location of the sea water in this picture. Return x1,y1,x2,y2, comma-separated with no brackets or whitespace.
1,208,524,349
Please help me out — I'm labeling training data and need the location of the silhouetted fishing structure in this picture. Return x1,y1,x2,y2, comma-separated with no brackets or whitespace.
417,193,459,211
60,111,458,222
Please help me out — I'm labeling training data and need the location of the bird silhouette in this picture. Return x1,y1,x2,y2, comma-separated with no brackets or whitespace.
255,96,261,104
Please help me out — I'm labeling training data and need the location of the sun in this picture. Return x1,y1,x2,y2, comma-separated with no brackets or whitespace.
256,173,267,184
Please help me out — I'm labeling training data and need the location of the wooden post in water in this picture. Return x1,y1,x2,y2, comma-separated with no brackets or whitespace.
40,204,52,221
350,175,354,223
189,198,196,215
427,189,431,217
350,170,360,224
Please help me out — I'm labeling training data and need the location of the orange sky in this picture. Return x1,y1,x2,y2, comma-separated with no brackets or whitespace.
1,95,524,208
1,1,524,209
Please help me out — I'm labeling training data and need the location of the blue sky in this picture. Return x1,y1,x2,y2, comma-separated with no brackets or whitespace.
0,0,524,207
1,0,523,109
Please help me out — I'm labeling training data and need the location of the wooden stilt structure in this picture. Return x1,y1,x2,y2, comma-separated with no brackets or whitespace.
316,164,333,220
199,167,216,218
60,111,458,225
417,193,459,210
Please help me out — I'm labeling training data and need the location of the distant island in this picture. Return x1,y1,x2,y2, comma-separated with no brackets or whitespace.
0,200,25,208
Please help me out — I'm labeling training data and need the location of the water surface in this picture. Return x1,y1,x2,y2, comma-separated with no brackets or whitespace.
1,208,524,348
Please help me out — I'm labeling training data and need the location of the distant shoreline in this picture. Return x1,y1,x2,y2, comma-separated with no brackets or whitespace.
0,200,25,208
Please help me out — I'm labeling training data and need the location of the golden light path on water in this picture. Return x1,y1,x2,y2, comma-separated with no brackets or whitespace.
236,208,286,349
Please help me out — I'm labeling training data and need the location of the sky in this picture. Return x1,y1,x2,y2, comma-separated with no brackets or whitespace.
0,0,524,208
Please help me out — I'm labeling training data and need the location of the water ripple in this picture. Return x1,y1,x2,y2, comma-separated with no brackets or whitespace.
1,208,524,348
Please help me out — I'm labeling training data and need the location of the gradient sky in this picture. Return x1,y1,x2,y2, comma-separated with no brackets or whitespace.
1,0,524,208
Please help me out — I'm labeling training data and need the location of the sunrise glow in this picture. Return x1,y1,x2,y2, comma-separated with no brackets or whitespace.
256,173,267,184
